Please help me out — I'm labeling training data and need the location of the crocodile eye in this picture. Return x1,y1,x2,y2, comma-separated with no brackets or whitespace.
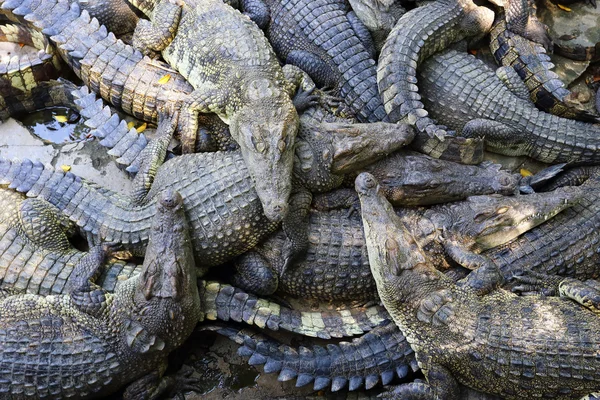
277,139,286,152
499,176,512,186
496,207,509,215
251,135,267,153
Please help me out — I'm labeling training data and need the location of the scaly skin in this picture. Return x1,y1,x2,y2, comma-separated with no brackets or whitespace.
346,0,405,53
232,189,576,301
242,0,387,123
358,172,600,400
0,20,61,100
485,172,600,284
0,189,202,399
0,112,413,269
77,0,139,35
0,188,387,339
0,0,228,154
208,320,420,393
419,49,600,164
489,13,599,123
128,0,304,222
377,0,494,164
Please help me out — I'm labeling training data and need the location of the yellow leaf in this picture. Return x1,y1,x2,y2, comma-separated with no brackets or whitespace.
53,115,68,123
136,123,147,133
18,43,24,48
557,4,572,11
520,168,533,177
157,74,171,84
127,121,135,129
60,165,71,172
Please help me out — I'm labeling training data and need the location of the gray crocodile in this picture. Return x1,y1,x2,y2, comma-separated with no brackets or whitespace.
0,189,202,399
346,0,405,53
485,168,600,285
207,320,419,392
0,107,413,270
0,20,61,98
232,188,576,301
127,0,321,223
489,12,599,123
239,0,387,123
0,186,388,342
419,49,600,164
358,171,600,399
377,0,494,164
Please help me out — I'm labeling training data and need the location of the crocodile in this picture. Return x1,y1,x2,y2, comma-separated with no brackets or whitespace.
207,320,419,392
357,171,600,400
328,151,565,208
0,78,152,171
419,49,600,164
0,0,232,165
127,0,326,223
489,12,600,123
232,188,576,301
239,0,387,123
0,20,61,97
0,105,413,271
0,187,387,339
377,0,494,164
483,168,600,285
346,0,405,53
496,0,552,49
77,0,139,35
0,188,203,399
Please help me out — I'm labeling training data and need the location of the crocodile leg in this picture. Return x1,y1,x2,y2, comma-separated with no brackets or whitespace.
280,186,313,271
68,244,112,317
231,252,279,296
495,66,530,101
558,278,600,315
461,119,526,156
346,10,376,60
178,87,228,154
132,0,182,56
505,0,552,50
285,50,339,90
17,198,74,253
444,241,504,295
239,0,270,30
131,109,178,205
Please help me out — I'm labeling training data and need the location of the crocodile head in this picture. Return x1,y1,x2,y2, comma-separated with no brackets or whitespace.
139,189,198,302
364,153,520,206
230,86,299,223
356,172,438,311
425,188,578,251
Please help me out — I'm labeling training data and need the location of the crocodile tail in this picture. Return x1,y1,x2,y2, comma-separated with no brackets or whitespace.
377,0,489,164
489,14,600,124
206,320,418,392
0,80,77,121
69,84,149,171
0,158,153,245
2,0,192,125
199,281,388,339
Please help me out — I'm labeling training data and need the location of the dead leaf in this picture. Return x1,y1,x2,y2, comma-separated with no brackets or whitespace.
158,74,171,84
520,168,533,177
136,123,147,133
53,115,68,123
60,165,71,172
557,4,572,11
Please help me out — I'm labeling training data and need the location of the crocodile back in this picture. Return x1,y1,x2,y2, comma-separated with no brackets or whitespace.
266,0,386,122
419,50,600,164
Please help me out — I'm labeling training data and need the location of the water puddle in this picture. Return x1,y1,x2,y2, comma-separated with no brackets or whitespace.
18,107,92,143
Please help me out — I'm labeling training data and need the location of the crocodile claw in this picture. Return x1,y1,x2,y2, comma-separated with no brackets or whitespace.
510,271,561,296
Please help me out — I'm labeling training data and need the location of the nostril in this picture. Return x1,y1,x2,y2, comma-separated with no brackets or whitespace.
272,205,283,213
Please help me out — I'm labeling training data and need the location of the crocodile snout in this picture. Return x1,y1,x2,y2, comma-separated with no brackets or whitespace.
355,172,378,195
